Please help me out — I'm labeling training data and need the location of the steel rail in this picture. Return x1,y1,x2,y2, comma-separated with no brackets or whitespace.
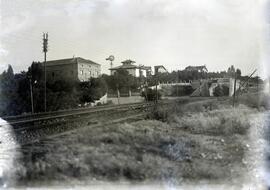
1,101,151,121
2,102,155,127
1,102,153,125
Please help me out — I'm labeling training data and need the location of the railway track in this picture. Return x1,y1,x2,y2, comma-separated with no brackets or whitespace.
1,97,226,129
1,97,226,144
1,101,153,125
10,101,159,144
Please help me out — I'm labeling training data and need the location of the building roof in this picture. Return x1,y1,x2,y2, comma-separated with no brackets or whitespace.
110,59,150,70
121,59,136,65
154,65,168,73
110,65,151,70
45,57,100,66
109,64,137,70
185,65,208,72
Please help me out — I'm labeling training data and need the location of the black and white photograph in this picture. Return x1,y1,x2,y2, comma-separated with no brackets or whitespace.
0,0,270,189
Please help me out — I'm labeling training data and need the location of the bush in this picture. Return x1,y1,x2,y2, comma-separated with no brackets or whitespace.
171,86,194,96
141,88,161,101
146,104,168,122
213,85,229,97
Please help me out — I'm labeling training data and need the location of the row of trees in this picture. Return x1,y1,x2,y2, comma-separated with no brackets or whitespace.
0,64,145,116
152,65,243,84
0,63,259,116
0,64,107,116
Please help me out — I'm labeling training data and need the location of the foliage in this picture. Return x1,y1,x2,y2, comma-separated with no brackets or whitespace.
172,106,253,135
171,85,194,96
235,93,270,110
0,64,108,116
141,88,161,101
79,77,107,103
103,69,139,93
227,65,235,78
0,65,28,115
146,66,242,85
213,85,229,97
17,102,254,183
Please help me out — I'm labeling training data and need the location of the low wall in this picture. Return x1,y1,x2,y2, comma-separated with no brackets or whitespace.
91,93,108,106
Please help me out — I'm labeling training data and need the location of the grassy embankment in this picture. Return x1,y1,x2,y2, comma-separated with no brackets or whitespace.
16,93,269,185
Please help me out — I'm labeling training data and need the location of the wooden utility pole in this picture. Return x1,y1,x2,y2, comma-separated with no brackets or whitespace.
233,72,237,107
116,84,120,105
145,81,148,102
43,33,48,112
29,76,34,113
154,73,158,104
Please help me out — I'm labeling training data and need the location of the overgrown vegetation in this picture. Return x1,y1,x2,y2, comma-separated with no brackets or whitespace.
140,88,161,101
0,65,139,116
17,100,255,184
0,65,108,115
213,85,229,97
235,93,270,110
13,88,268,186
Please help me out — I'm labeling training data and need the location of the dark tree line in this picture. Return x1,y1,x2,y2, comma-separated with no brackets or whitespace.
0,64,107,116
0,64,144,116
0,63,259,116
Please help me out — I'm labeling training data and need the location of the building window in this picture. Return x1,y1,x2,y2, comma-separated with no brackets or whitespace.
52,72,55,78
80,70,83,75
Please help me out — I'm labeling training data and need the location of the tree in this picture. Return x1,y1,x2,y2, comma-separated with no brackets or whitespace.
236,69,241,78
104,69,139,93
79,77,107,103
141,88,161,101
213,85,229,97
227,65,235,78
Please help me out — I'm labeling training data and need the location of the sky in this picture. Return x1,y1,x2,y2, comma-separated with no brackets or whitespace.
0,0,269,77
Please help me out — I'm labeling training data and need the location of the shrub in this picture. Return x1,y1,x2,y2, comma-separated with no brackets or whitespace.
146,104,168,122
171,86,194,96
213,85,229,97
141,88,161,101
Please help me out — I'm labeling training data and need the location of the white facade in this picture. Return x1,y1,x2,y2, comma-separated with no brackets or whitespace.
111,67,147,77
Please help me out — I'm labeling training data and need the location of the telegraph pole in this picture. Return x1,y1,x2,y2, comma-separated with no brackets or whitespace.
233,72,237,107
43,32,48,112
29,76,34,113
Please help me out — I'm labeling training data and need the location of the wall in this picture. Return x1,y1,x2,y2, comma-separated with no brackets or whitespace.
209,78,240,97
46,63,77,83
77,62,101,82
229,78,240,96
111,68,147,77
91,93,108,106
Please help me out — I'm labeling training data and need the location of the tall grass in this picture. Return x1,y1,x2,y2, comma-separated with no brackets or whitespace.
171,106,254,136
235,93,270,110
16,95,262,184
